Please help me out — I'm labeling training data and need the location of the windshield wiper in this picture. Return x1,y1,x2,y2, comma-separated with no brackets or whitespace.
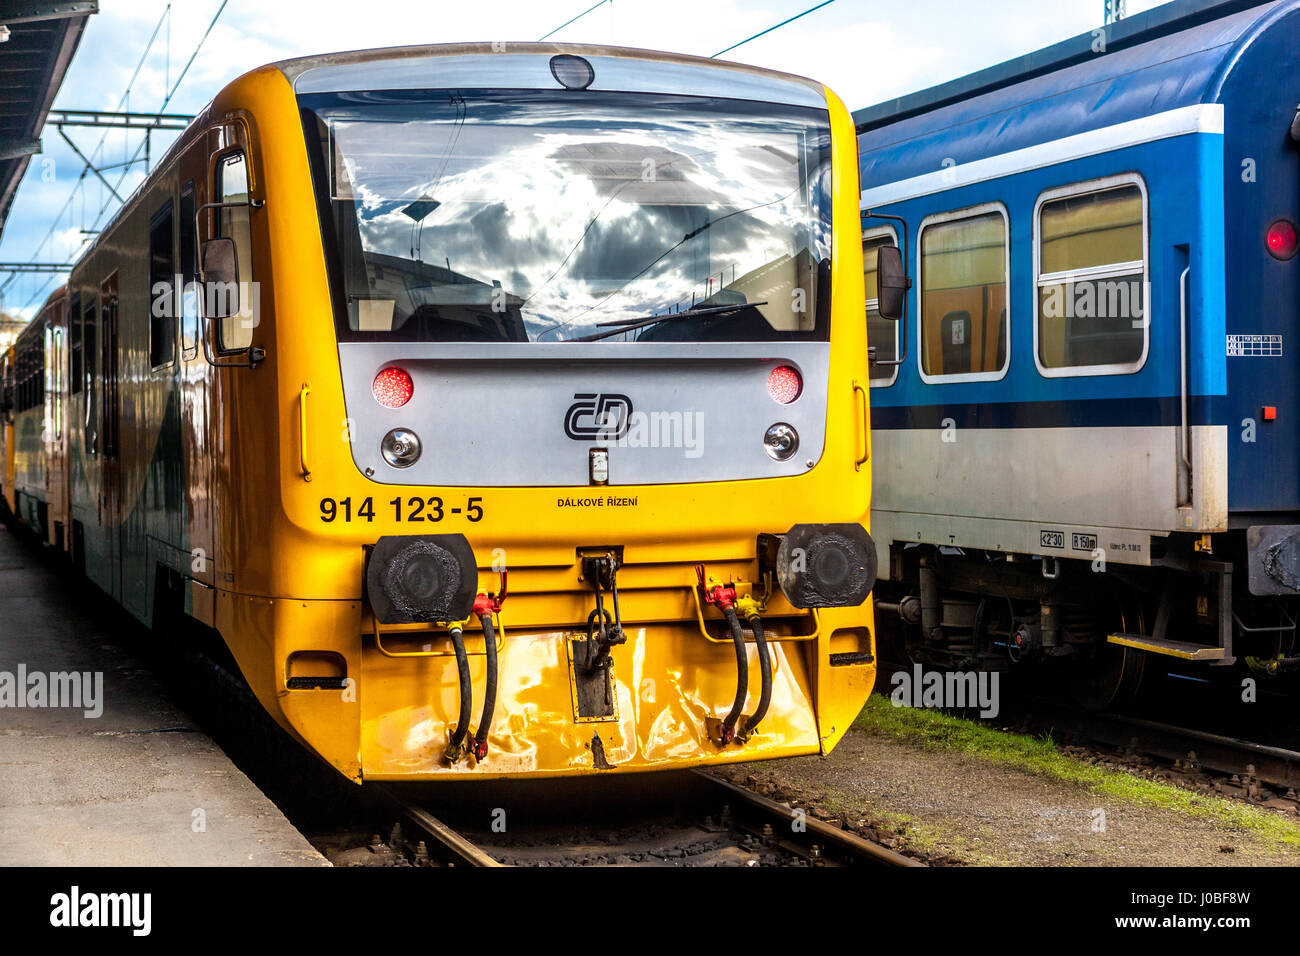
571,301,768,343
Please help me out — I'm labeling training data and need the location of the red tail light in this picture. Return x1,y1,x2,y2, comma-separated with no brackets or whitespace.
373,367,413,408
1267,219,1298,260
767,365,803,404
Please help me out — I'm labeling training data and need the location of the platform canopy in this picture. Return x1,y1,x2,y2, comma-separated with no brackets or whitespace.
0,1,95,240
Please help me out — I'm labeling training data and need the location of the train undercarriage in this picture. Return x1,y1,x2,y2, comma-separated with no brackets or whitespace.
875,535,1300,710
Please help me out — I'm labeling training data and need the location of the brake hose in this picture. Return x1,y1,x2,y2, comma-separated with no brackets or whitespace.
721,605,749,743
471,611,498,760
740,613,772,738
442,624,472,763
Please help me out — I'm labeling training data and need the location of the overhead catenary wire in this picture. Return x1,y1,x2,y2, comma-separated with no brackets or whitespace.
538,0,611,41
15,0,227,312
87,0,230,231
1,3,174,301
711,0,838,58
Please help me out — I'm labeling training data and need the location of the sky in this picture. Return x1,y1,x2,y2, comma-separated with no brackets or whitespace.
0,0,1167,318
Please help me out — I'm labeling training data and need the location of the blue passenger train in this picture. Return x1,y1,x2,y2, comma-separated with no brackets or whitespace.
858,0,1300,704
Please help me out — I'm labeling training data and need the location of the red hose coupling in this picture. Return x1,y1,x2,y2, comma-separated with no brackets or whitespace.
473,570,508,616
695,564,737,610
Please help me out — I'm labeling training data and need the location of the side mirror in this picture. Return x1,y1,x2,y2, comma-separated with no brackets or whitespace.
877,245,910,321
200,237,239,320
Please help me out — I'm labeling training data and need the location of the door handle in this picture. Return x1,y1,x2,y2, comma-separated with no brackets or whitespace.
853,380,869,469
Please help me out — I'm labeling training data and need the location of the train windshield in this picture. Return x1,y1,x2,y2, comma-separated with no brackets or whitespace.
299,89,833,343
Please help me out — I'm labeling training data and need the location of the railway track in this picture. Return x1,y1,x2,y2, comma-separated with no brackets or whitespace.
875,649,1300,802
1023,704,1300,798
369,769,924,867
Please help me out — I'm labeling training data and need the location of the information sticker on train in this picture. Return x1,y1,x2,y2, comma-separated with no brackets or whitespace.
1226,333,1282,356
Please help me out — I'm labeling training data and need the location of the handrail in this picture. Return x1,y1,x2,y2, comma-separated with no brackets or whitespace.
370,612,505,659
298,383,312,482
853,380,869,468
1178,265,1191,506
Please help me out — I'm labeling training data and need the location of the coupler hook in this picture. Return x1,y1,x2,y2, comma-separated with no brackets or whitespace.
583,554,626,684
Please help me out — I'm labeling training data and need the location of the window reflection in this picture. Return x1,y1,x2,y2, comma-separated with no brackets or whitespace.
302,90,833,343
863,232,898,382
919,210,1007,378
1037,183,1146,371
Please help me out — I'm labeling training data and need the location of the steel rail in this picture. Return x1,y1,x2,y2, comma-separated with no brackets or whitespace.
689,769,925,867
1029,704,1300,792
372,786,503,867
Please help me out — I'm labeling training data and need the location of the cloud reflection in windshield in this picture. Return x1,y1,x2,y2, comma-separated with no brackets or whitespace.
309,91,832,342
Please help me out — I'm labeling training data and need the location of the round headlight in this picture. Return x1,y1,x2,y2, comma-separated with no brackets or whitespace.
764,423,799,461
381,428,421,468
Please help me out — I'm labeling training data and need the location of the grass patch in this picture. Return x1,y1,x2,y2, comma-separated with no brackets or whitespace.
856,693,1300,847
817,796,1004,863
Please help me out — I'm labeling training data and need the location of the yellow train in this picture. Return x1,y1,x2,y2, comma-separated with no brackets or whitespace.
0,43,876,782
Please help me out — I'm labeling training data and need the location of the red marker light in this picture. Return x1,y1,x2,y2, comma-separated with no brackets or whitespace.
1267,219,1298,260
767,365,803,404
372,367,414,408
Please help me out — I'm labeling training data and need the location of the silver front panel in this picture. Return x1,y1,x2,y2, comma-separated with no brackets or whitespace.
339,341,830,487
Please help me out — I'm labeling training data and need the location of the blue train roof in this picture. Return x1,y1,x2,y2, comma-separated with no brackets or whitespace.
856,0,1296,186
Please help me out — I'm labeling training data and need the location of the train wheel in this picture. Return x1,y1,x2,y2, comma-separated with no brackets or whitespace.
1067,643,1146,711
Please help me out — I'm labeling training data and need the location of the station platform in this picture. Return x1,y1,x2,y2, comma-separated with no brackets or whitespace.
0,525,326,866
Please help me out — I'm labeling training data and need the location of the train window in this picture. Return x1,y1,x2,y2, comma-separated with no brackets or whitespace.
36,329,45,409
1034,177,1147,375
302,91,833,344
83,296,97,457
215,152,254,353
863,228,899,386
918,204,1008,382
69,291,82,395
179,182,198,359
49,320,60,441
149,200,176,369
101,287,118,458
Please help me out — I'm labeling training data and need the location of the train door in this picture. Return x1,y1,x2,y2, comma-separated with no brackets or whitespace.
202,126,257,594
44,300,67,549
100,272,121,601
1,350,12,514
179,176,216,602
